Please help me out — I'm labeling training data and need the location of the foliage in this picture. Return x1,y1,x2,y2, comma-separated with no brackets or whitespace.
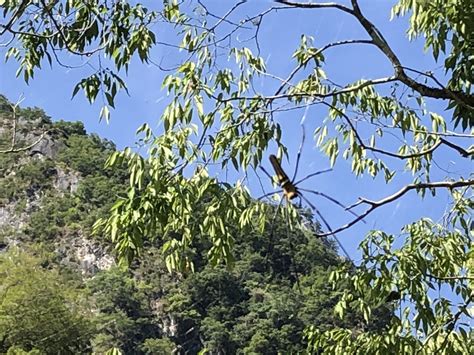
0,103,127,245
24,172,126,243
139,338,175,355
392,0,474,129
87,267,163,354
0,249,91,354
134,215,389,353
57,133,119,177
0,157,55,203
306,215,473,354
95,143,266,267
1,0,473,354
1,95,364,353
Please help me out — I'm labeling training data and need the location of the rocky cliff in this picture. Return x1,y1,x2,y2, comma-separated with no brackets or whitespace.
0,94,118,273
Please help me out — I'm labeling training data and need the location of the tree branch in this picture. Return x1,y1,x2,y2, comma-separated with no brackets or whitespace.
316,179,474,237
275,0,474,107
275,39,375,96
323,102,443,159
0,131,50,154
0,100,49,154
349,0,474,107
439,138,474,158
421,297,472,351
0,0,31,36
39,0,105,56
427,274,474,281
216,76,397,103
274,0,354,14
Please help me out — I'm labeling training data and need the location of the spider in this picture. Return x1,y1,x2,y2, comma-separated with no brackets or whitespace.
259,128,362,260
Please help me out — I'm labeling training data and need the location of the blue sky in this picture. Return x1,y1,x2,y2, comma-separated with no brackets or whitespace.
0,0,469,261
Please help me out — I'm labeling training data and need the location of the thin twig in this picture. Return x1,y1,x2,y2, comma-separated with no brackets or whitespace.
275,39,374,96
216,76,397,103
323,102,473,160
292,124,306,182
274,0,354,14
317,179,474,237
427,274,474,281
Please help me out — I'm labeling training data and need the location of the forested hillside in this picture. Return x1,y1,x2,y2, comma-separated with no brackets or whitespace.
0,96,384,354
1,0,472,353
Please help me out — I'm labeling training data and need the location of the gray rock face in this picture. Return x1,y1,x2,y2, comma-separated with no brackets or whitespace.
0,204,25,231
55,233,115,274
0,141,110,274
0,98,116,274
53,167,80,193
0,103,13,115
74,236,114,274
0,101,62,157
29,134,64,159
0,165,79,232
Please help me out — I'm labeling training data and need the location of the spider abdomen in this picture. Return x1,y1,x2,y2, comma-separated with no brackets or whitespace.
269,154,298,200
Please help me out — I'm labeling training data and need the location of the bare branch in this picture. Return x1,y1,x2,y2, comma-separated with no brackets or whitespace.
274,0,354,14
316,179,474,237
439,138,474,158
323,102,445,159
275,39,375,96
216,76,397,103
197,0,251,29
0,99,49,154
348,0,474,108
427,274,474,282
210,1,248,31
0,131,50,154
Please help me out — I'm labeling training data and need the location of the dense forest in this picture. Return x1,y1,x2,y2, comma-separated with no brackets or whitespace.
0,95,387,354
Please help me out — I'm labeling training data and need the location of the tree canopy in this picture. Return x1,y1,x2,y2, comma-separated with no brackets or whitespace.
0,249,92,354
1,0,473,353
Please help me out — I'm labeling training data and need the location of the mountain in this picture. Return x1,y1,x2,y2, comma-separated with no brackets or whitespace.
0,95,385,354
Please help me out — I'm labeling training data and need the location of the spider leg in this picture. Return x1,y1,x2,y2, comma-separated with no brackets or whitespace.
265,196,285,273
291,124,306,183
258,189,283,201
294,168,332,186
332,236,352,263
283,202,303,294
299,193,352,261
254,167,268,197
269,197,284,235
299,194,330,230
259,165,275,182
298,195,303,209
299,188,366,222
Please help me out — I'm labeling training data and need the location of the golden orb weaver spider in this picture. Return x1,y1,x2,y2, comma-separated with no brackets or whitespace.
259,127,363,260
